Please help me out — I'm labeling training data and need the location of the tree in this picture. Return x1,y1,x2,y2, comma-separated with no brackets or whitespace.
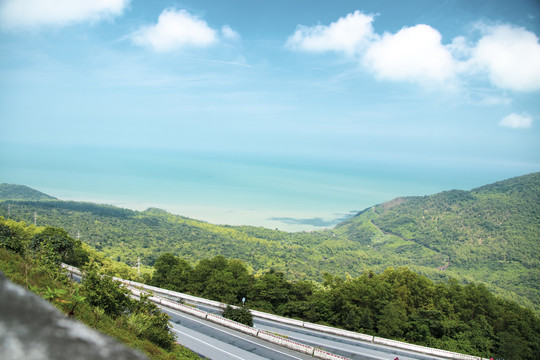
152,253,179,281
378,300,408,339
31,226,87,266
0,217,32,255
192,256,252,304
82,271,132,317
250,270,292,312
0,222,23,254
152,252,193,291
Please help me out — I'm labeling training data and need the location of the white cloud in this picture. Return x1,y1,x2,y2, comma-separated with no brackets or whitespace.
363,24,456,85
472,25,540,91
285,11,376,56
499,113,533,129
131,9,218,52
0,0,128,30
221,25,240,41
447,36,473,60
286,12,540,93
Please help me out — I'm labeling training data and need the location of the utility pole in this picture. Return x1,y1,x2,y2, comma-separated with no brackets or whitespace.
137,257,141,276
7,203,10,218
34,211,37,226
77,231,80,240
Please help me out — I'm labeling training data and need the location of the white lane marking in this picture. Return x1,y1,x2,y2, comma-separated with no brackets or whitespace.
172,328,244,360
162,306,306,360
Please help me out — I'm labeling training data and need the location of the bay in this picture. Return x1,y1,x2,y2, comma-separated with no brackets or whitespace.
0,144,533,231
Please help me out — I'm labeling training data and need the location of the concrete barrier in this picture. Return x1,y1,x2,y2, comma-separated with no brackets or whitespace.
128,286,209,319
250,309,304,327
207,313,259,337
257,331,315,356
130,280,224,309
373,337,482,360
303,322,374,342
313,348,351,360
61,264,82,276
159,298,208,319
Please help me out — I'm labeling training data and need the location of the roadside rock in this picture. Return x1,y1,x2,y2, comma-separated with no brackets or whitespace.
0,271,148,360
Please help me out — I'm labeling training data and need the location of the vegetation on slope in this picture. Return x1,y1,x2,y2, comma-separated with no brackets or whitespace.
0,172,538,314
0,183,57,201
150,252,540,360
0,217,198,360
0,199,440,281
338,172,540,311
2,189,539,359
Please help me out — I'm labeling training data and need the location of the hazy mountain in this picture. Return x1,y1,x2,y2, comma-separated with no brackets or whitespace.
0,183,57,201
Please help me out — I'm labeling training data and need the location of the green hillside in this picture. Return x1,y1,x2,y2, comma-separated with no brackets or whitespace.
337,172,540,311
0,183,57,201
0,172,538,312
1,216,537,360
0,199,420,280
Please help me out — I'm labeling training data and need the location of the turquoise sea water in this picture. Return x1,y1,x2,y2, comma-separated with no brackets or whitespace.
1,144,536,231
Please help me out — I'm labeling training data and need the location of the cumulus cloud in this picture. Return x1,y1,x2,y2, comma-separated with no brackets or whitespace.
286,12,540,92
131,9,218,52
363,24,456,85
499,113,533,129
447,36,473,60
472,25,540,91
0,0,128,30
221,25,240,41
286,11,376,56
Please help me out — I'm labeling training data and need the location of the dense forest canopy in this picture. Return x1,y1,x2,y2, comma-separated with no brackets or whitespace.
148,251,540,360
0,172,538,315
1,216,538,360
338,172,540,312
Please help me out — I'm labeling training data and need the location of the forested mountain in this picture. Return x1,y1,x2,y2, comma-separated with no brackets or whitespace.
2,215,538,359
0,172,538,313
337,172,540,312
0,183,57,201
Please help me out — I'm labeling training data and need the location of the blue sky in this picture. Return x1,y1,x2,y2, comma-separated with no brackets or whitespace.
1,0,539,231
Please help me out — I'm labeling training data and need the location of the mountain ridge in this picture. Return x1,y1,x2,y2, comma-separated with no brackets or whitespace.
0,183,57,201
0,172,538,312
337,172,539,311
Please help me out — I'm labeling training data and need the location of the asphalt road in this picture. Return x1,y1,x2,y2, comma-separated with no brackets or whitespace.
70,273,307,359
190,302,445,360
161,305,315,360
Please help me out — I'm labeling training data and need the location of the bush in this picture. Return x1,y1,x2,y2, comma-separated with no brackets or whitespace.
222,305,253,327
82,271,132,317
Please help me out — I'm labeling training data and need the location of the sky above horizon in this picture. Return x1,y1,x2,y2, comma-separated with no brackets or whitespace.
1,0,539,231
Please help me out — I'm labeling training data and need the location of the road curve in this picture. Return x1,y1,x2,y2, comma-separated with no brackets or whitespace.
62,264,485,360
161,305,315,360
187,302,444,360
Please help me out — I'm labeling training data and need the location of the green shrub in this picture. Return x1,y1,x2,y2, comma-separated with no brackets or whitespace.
222,305,253,327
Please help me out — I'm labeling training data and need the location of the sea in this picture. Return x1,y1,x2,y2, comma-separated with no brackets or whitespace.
1,145,533,232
